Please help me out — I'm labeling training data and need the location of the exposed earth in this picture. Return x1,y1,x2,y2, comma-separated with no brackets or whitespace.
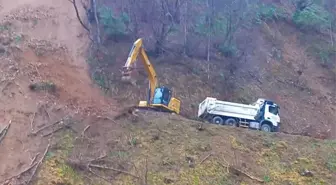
0,0,335,185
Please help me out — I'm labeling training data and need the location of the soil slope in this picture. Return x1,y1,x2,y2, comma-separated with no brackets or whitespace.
0,0,335,185
0,0,115,183
99,21,336,139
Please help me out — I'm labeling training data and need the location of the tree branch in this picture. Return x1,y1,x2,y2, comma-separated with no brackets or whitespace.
67,0,90,32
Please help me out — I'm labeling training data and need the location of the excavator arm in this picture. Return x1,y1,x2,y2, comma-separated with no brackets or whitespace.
122,38,158,103
122,38,181,114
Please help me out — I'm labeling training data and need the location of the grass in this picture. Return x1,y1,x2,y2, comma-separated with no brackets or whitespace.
307,44,336,68
36,112,336,185
326,154,336,172
110,151,130,159
14,34,22,43
86,112,336,185
256,139,332,185
37,130,84,185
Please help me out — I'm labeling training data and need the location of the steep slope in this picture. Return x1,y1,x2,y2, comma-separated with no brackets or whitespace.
83,0,336,139
232,21,336,139
0,0,115,183
93,14,335,139
0,0,335,185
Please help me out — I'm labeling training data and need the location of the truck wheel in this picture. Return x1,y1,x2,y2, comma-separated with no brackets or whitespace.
212,116,224,125
261,124,272,132
225,118,237,126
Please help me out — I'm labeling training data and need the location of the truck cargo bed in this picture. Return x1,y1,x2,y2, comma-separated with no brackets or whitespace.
198,97,258,120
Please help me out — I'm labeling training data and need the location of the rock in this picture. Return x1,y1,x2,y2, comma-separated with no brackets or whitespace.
163,177,175,184
300,169,313,177
185,156,195,168
9,65,18,72
0,44,6,53
0,36,12,45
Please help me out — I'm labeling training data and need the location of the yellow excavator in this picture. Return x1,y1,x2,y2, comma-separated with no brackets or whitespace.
121,38,181,114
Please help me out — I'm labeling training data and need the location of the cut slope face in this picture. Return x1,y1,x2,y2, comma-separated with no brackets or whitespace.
0,0,115,182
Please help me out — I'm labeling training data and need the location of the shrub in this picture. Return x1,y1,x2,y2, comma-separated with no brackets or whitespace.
308,44,336,67
98,6,129,38
254,4,286,24
327,154,336,172
218,44,238,58
292,4,332,31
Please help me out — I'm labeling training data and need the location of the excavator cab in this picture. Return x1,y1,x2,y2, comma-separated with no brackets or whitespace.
152,86,172,106
138,85,180,113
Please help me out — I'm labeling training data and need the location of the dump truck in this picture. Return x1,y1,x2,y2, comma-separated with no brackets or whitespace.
198,97,281,132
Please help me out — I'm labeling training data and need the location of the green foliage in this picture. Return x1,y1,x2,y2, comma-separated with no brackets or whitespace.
218,44,238,57
308,44,336,67
263,175,271,183
128,135,138,146
14,34,22,43
110,151,130,158
292,4,332,31
0,25,8,31
254,3,286,24
193,12,228,37
98,6,129,37
59,163,82,182
219,176,234,185
193,12,241,58
92,71,109,90
326,154,336,172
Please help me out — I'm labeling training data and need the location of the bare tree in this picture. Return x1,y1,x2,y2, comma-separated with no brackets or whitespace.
67,0,90,32
92,0,101,44
151,0,174,55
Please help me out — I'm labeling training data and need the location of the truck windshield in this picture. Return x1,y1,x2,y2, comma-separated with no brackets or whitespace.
269,106,279,115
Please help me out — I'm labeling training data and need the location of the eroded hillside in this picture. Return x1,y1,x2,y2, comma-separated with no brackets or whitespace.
0,0,115,183
0,0,335,185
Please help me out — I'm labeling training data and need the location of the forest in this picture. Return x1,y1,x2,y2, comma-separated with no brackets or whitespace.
72,0,335,66
67,0,336,137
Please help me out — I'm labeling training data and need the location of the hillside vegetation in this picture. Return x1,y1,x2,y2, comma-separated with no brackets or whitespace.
0,0,335,185
55,112,336,185
85,0,336,138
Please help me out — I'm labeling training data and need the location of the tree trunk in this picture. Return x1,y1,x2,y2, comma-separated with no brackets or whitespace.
207,33,210,61
183,0,188,55
206,0,210,61
92,0,101,44
330,18,334,47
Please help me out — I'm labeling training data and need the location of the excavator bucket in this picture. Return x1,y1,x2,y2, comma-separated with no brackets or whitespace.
121,66,134,83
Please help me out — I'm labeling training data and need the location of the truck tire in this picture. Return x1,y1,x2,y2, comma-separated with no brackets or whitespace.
212,116,224,125
261,123,272,132
225,118,237,126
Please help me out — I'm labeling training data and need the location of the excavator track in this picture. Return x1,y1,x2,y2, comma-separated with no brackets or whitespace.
113,105,175,121
135,106,176,114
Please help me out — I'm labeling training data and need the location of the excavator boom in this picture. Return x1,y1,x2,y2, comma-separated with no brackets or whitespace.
121,38,181,114
122,39,158,102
